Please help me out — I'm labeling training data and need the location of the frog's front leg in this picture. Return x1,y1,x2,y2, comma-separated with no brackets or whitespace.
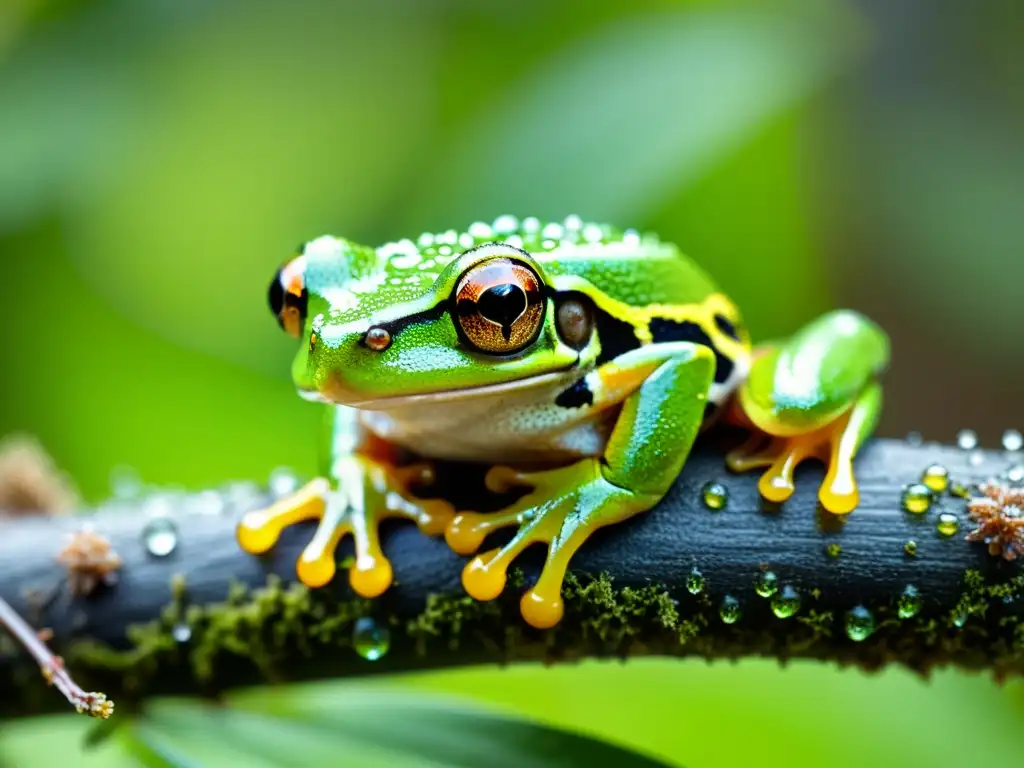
445,342,717,629
237,409,454,597
725,310,889,514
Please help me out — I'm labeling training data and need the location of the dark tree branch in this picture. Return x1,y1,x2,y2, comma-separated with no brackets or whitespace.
1,435,1023,720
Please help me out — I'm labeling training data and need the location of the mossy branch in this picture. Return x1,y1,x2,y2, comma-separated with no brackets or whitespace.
1,435,1023,720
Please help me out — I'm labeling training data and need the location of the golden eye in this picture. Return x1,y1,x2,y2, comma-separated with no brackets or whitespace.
454,259,545,354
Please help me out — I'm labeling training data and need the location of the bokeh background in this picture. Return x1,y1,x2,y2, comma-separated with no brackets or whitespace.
1,0,1023,765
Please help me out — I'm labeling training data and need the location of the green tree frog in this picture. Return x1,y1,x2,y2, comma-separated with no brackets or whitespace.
237,216,889,629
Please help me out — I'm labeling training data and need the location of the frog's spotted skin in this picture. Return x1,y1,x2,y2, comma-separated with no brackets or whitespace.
241,214,889,628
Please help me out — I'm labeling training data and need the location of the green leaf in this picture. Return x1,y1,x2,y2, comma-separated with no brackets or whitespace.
130,687,677,768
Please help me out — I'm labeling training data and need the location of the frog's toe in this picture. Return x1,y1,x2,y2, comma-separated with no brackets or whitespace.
445,508,528,555
237,478,330,554
484,465,536,494
755,435,823,504
520,525,593,629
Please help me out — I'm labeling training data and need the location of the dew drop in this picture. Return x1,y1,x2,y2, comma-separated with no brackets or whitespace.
467,222,492,239
771,585,801,619
969,450,984,467
352,617,390,661
904,540,918,557
936,512,959,537
898,585,922,619
845,605,875,642
701,481,728,511
492,215,519,235
950,482,971,499
754,570,778,598
269,467,299,498
563,214,583,231
1007,464,1024,484
906,431,924,446
110,465,143,499
901,483,932,514
172,623,192,643
1002,430,1023,452
719,595,741,624
825,543,842,559
920,464,949,493
956,429,978,450
952,607,968,628
142,517,178,557
686,567,705,595
521,216,540,233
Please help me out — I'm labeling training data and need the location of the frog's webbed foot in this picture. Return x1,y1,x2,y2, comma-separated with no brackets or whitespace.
445,461,650,629
237,457,454,597
727,382,882,515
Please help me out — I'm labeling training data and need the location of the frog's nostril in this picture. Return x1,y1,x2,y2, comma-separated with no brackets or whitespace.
477,283,527,338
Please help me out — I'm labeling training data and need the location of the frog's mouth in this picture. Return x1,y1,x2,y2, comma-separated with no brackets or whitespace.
299,366,580,411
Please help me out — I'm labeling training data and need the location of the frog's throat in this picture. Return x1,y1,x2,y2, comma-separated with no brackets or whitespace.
301,366,582,411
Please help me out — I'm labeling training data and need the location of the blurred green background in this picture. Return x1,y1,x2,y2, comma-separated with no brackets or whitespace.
1,0,1023,765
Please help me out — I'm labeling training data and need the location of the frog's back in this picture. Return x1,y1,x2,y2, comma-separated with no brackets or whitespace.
408,215,719,309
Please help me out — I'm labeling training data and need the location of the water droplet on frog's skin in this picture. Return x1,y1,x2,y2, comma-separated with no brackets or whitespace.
771,585,801,619
969,450,984,467
754,570,778,598
906,431,924,446
957,429,978,451
825,543,842,559
686,567,705,595
353,617,390,661
898,585,922,619
904,540,918,557
269,467,299,498
172,623,192,643
1007,464,1024,484
142,517,178,557
701,481,728,511
936,512,959,537
921,464,949,493
901,483,932,514
845,606,875,641
1002,430,1023,452
719,595,741,624
492,215,519,235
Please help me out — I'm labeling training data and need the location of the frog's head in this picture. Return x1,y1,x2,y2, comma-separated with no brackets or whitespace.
268,238,596,408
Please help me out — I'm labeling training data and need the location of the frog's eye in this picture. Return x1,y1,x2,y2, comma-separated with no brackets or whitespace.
269,255,308,339
454,258,545,355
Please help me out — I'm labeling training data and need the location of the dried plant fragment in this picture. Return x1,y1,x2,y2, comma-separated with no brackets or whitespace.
965,481,1024,560
0,435,78,516
0,596,113,718
57,528,123,597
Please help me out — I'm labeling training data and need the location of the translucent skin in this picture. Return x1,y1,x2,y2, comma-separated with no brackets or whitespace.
237,215,889,628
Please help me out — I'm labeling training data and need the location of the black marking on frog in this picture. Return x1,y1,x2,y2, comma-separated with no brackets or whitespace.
592,305,641,366
649,318,734,384
714,314,742,342
555,377,595,409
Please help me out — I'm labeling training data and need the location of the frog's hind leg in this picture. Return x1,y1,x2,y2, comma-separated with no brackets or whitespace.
727,310,888,515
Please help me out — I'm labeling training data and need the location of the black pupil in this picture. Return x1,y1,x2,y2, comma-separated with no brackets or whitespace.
477,283,527,341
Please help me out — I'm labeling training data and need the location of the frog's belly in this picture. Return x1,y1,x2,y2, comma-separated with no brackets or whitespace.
358,398,617,465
